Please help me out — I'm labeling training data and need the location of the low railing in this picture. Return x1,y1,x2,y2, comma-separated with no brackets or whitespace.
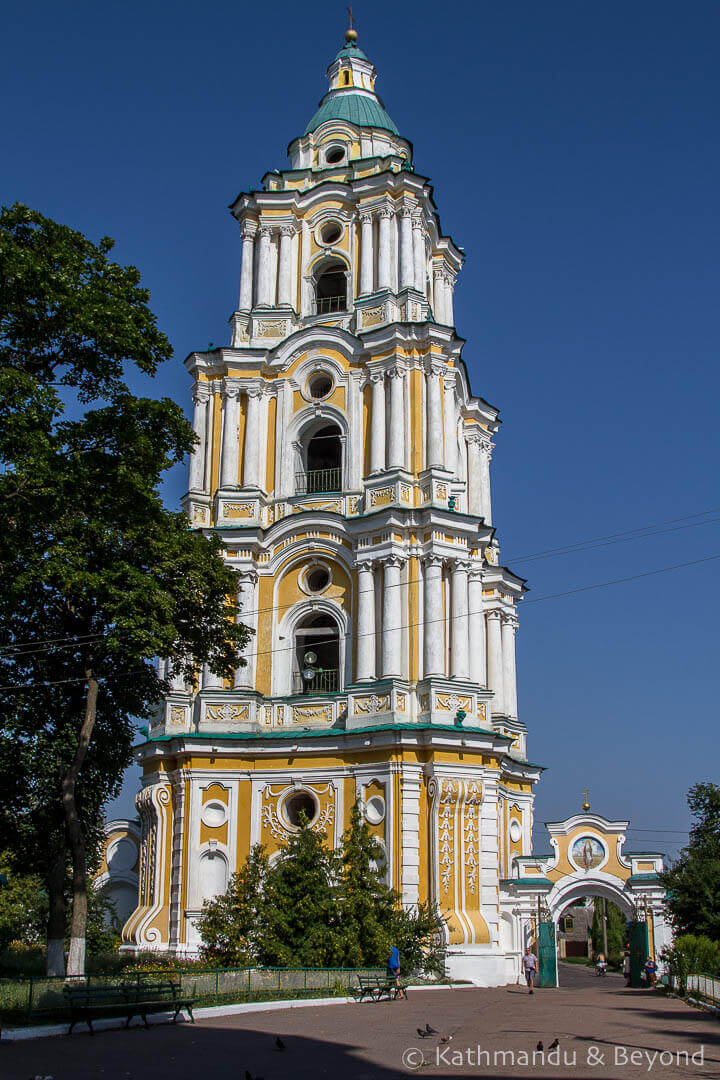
668,971,720,1005
315,295,346,314
295,468,342,494
0,966,384,1026
293,668,340,694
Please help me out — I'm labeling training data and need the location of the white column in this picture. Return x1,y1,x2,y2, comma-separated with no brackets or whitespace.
412,216,425,293
277,225,294,307
450,561,470,680
189,387,210,492
487,610,505,717
243,387,262,489
398,207,414,290
502,614,518,718
400,764,422,905
423,555,445,676
443,372,457,476
381,557,403,678
238,223,256,310
359,212,374,294
479,440,493,525
202,663,223,690
356,563,376,681
444,272,455,327
433,270,446,323
234,571,257,688
466,433,484,516
168,662,186,693
369,372,386,473
219,385,240,489
256,226,273,307
387,367,405,470
426,363,444,469
468,568,486,686
377,208,393,291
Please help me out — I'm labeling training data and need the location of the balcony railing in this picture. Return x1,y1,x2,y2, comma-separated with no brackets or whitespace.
293,668,340,694
295,468,342,494
315,295,346,315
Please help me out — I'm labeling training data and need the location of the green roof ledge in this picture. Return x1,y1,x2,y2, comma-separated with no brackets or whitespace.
304,34,399,136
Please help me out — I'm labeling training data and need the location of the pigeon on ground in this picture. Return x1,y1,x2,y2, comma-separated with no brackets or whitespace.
416,1028,430,1038
275,1036,286,1051
425,1023,439,1035
536,1041,544,1051
440,1034,453,1044
549,1038,559,1050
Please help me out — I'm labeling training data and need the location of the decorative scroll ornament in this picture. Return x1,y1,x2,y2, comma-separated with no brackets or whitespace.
354,694,390,715
205,703,249,724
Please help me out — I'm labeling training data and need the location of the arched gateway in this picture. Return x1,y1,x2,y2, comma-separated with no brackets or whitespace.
502,809,670,987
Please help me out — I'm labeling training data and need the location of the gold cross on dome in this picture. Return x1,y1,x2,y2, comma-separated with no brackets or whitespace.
347,5,355,29
582,789,591,812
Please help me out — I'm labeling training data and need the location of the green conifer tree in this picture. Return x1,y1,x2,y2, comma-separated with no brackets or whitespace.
198,846,268,966
338,802,396,967
258,818,342,967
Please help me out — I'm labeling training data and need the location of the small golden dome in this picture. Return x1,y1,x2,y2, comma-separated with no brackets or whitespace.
345,28,358,43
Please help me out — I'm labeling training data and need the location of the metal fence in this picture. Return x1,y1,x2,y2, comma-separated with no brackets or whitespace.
0,966,384,1026
295,468,342,494
292,668,339,694
680,972,720,1006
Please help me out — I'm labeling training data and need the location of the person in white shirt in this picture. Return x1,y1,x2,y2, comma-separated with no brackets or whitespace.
522,947,538,994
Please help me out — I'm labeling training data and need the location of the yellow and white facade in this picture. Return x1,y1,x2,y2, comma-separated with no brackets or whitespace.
124,32,543,984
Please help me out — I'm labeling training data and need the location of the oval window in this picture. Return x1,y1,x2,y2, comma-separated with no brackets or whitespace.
305,565,331,593
307,372,333,399
325,146,344,165
320,221,342,245
282,790,319,828
365,795,386,825
201,800,227,829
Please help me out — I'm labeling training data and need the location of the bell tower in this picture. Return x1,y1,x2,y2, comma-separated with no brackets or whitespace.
126,30,543,986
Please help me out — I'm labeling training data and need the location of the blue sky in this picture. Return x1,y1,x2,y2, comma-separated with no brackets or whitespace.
4,1,718,859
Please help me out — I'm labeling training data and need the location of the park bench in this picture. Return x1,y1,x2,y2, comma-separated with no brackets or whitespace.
352,973,408,1002
64,980,195,1034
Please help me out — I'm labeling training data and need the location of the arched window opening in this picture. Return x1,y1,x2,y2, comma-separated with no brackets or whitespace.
314,259,347,314
296,423,342,494
293,611,341,694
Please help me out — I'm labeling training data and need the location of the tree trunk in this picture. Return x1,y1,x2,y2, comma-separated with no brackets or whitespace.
62,668,99,978
46,846,66,977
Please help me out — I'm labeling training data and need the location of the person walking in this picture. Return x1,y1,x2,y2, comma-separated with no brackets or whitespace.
623,950,631,986
644,956,658,988
522,946,538,994
387,945,400,988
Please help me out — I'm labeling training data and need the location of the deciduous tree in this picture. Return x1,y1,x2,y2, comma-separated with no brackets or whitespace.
661,783,720,941
0,204,251,975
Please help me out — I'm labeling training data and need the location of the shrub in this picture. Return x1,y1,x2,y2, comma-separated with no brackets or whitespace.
661,934,720,993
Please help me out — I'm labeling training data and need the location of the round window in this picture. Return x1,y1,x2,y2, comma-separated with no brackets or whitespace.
509,820,522,844
283,790,319,829
365,795,386,825
307,371,333,399
320,221,342,245
305,565,331,593
201,801,228,828
325,146,345,165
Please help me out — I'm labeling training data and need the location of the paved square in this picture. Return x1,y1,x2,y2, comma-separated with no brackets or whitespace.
2,966,719,1079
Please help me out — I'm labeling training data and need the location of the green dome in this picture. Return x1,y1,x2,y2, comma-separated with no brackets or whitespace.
305,92,399,136
333,44,369,61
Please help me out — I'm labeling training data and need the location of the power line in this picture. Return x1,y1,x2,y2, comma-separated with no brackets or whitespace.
522,553,720,605
4,506,718,659
509,510,720,565
1,551,717,683
0,632,106,654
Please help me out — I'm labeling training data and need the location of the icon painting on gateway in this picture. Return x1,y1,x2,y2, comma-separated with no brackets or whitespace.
572,836,605,871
